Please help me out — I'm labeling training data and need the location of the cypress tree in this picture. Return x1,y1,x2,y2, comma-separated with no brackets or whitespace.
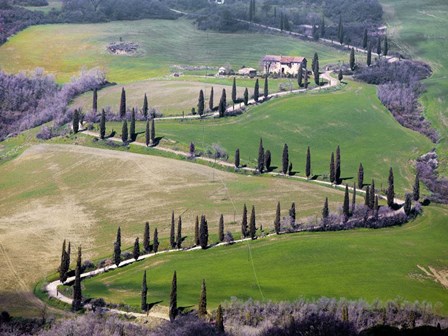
59,240,67,282
130,108,136,141
362,28,368,49
349,48,355,71
145,119,150,146
304,69,309,89
297,66,303,87
343,185,350,220
218,88,227,117
170,211,176,249
306,146,311,178
199,215,208,249
312,24,318,40
72,246,82,312
384,35,389,56
312,53,319,74
92,88,98,114
133,237,140,260
232,77,237,103
100,109,106,139
320,15,325,37
254,79,259,102
216,304,225,333
338,15,344,44
249,205,256,239
114,227,121,266
289,202,296,226
330,152,335,183
352,183,357,215
264,75,268,99
119,87,126,119
288,162,293,176
235,148,240,168
195,216,200,246
280,11,284,31
143,93,149,120
374,195,379,218
73,109,79,134
150,118,155,145
322,197,329,219
404,193,412,216
314,65,320,85
242,204,248,238
367,43,372,66
121,119,128,143
274,202,281,234
244,87,249,106
335,145,341,184
257,138,264,173
177,216,182,249
377,37,382,56
264,149,271,172
283,13,290,31
143,222,150,253
387,167,395,207
218,214,224,242
370,179,376,210
209,87,214,111
338,69,343,81
153,228,159,253
358,163,364,188
198,279,207,317
365,186,370,207
141,270,147,311
169,271,177,322
198,90,205,116
413,173,420,201
282,144,289,175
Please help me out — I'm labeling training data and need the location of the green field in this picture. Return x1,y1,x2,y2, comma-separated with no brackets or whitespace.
103,80,432,194
381,0,448,174
0,19,346,83
82,205,448,313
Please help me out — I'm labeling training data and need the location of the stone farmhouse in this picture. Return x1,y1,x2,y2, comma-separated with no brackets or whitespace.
262,55,307,76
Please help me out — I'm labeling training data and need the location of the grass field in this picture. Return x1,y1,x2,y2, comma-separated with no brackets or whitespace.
103,80,432,194
82,205,448,314
0,19,347,83
0,143,349,315
381,0,448,175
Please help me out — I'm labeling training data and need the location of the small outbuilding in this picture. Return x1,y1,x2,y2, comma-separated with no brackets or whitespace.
238,67,257,77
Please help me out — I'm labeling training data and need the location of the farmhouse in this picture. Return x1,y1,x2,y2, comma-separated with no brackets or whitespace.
262,55,307,76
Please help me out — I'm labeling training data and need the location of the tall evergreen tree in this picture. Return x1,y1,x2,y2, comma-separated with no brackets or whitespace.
145,119,150,146
374,195,379,218
351,183,357,215
198,279,207,318
338,69,343,81
404,193,412,216
121,119,128,143
264,76,269,99
153,228,159,253
66,242,71,275
283,13,290,31
232,77,237,103
343,185,350,220
384,35,389,56
314,64,320,85
169,271,177,322
330,152,335,183
198,90,205,117
141,270,147,312
257,138,264,173
249,205,256,240
218,214,224,242
304,69,309,89
242,204,248,238
235,148,240,168
199,215,209,249
143,222,150,253
365,185,370,207
177,216,182,249
170,211,176,249
320,15,326,38
362,28,368,49
306,146,311,178
209,87,214,111
282,144,289,175
133,237,140,260
358,163,364,188
387,167,395,207
195,216,200,246
337,15,344,44
100,109,106,139
335,145,341,184
377,37,382,56
349,48,355,71
367,43,372,66
150,118,155,145
73,109,79,134
369,179,375,210
119,87,126,119
280,11,284,31
59,240,68,282
130,108,136,141
297,66,303,87
264,149,271,172
254,79,259,102
413,173,420,201
322,197,329,220
288,162,293,176
92,88,98,114
72,246,82,312
216,304,225,333
243,88,249,106
274,202,281,234
312,52,319,74
218,88,227,117
289,202,296,226
143,93,149,120
114,227,121,266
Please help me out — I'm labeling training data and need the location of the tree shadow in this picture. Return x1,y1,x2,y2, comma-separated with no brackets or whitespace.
105,131,116,139
310,174,320,180
267,166,278,172
288,171,297,176
178,305,194,313
150,136,164,147
147,300,163,311
391,203,403,211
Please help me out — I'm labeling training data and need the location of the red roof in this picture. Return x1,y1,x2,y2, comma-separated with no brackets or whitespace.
263,55,305,64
